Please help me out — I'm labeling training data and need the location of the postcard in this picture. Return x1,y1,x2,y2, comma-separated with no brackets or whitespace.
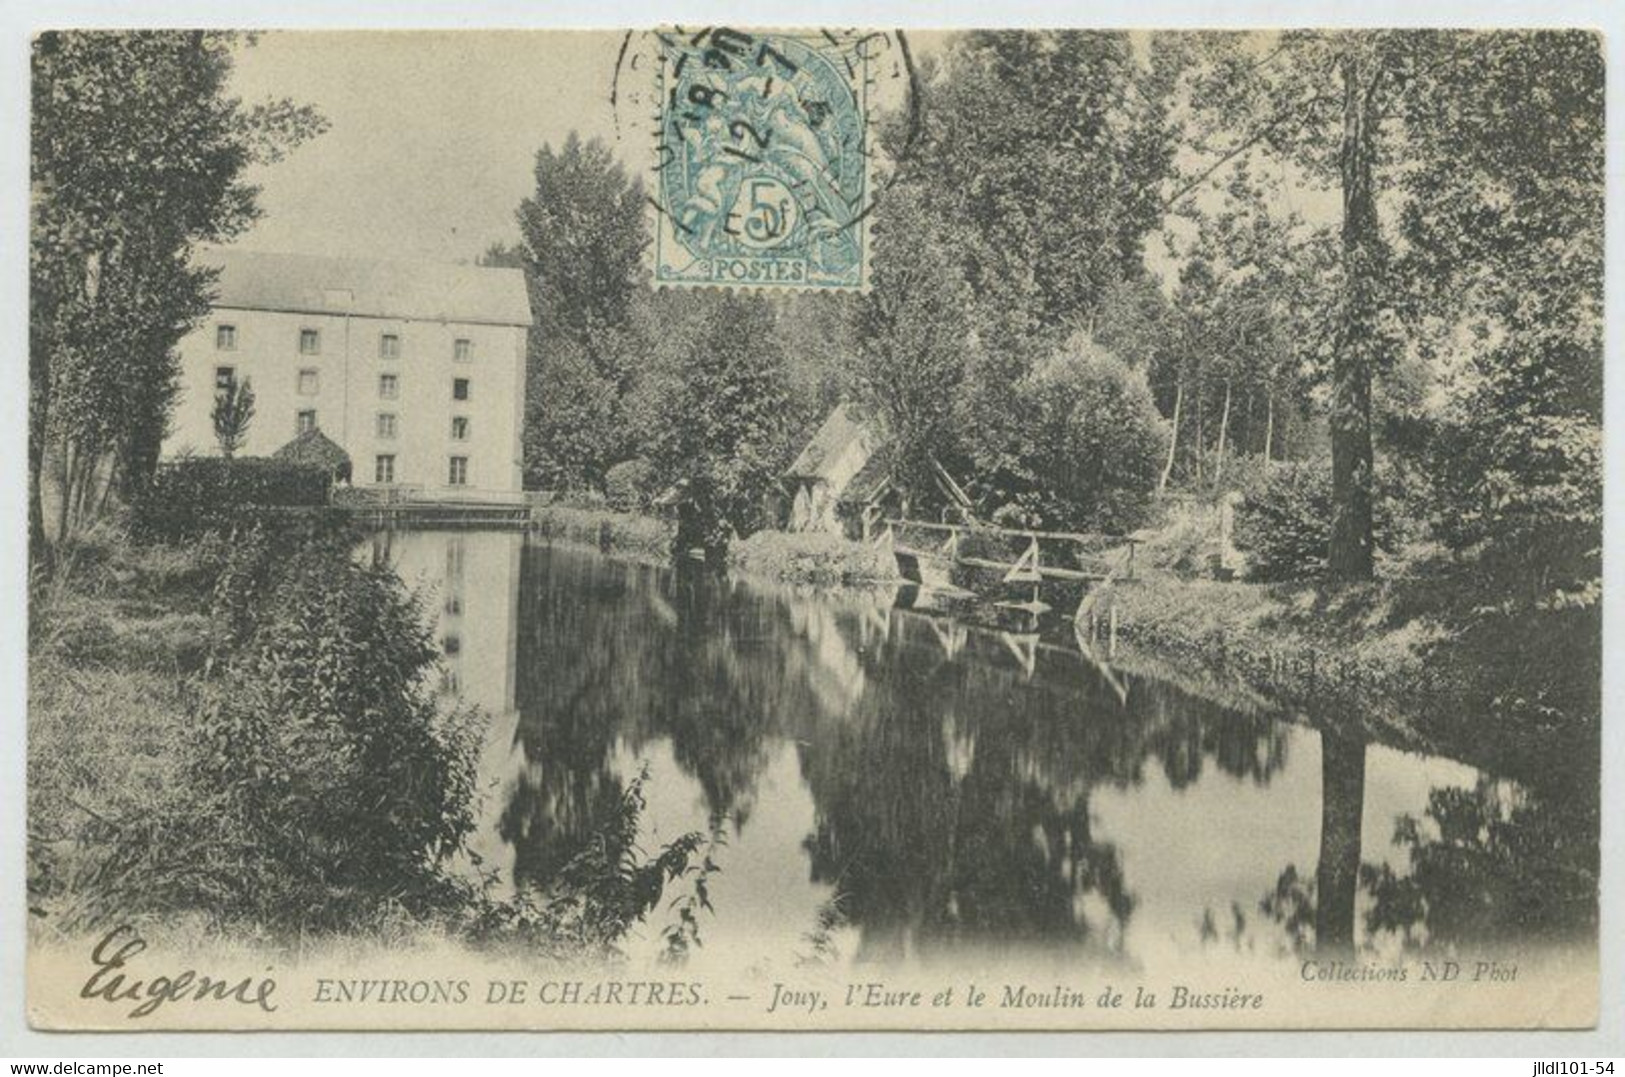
25,26,1602,1031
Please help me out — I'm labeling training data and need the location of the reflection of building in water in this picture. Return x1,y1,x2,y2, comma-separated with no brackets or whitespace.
373,530,520,720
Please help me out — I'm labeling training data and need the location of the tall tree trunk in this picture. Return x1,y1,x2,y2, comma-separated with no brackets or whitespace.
54,442,73,545
28,298,52,570
1214,380,1232,487
1329,45,1383,582
69,446,96,533
1194,385,1205,485
29,391,49,569
1263,390,1275,463
1159,381,1184,493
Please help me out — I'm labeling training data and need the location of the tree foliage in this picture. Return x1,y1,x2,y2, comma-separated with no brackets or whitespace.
848,193,976,511
997,337,1168,532
210,375,255,459
1175,30,1601,587
872,31,1181,515
1393,31,1603,612
510,134,646,490
631,292,799,554
30,31,325,552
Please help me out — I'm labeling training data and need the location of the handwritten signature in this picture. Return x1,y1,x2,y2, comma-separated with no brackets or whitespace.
81,925,278,1019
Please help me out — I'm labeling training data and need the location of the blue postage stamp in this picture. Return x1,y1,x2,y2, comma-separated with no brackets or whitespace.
652,28,872,291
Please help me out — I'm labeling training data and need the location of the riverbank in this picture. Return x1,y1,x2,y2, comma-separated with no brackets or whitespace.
27,524,710,955
528,502,674,562
529,503,901,587
1110,566,1598,787
1112,571,1436,722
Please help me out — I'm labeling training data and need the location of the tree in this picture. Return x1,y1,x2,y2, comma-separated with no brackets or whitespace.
211,376,255,460
631,292,797,556
849,192,976,511
522,337,623,492
1395,31,1603,612
31,31,324,553
904,31,1180,332
1093,279,1184,486
883,31,1182,512
1002,335,1168,532
1168,28,1602,594
511,133,646,490
1174,31,1421,579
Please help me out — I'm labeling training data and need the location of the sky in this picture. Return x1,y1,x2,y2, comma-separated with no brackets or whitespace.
226,30,947,267
227,31,639,264
224,29,1334,283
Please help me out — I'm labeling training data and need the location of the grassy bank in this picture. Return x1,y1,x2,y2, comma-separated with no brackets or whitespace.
28,522,708,956
1110,565,1597,786
1113,573,1440,719
727,529,901,587
28,529,218,930
530,502,901,588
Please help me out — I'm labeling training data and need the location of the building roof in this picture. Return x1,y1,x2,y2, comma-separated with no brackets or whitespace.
194,246,533,327
839,447,893,506
786,402,880,482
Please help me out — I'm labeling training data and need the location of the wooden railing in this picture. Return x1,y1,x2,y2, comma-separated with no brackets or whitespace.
883,518,1138,583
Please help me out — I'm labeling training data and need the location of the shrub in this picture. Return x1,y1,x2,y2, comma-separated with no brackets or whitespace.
1431,409,1601,611
1001,338,1168,533
131,457,331,542
1234,462,1332,582
1235,461,1411,583
205,547,479,925
728,530,899,586
604,458,655,512
86,544,483,935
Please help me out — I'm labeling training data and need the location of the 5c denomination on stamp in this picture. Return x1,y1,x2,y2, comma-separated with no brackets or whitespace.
650,28,876,291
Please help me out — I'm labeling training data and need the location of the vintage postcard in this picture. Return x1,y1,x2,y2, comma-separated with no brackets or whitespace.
24,26,1602,1032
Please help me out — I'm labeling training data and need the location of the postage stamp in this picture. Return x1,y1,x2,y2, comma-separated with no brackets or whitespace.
651,28,873,290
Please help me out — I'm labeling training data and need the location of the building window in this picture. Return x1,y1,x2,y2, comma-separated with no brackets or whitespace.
451,416,470,441
377,412,398,439
452,377,470,401
454,338,472,362
214,365,236,393
297,368,319,396
448,456,469,486
375,454,396,484
299,328,321,355
297,409,317,435
216,325,237,351
379,373,399,399
380,333,400,360
442,633,461,656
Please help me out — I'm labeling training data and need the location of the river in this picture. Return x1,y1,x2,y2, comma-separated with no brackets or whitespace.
369,529,1597,976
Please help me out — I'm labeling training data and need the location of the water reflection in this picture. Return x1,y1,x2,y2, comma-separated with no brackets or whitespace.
373,533,1597,971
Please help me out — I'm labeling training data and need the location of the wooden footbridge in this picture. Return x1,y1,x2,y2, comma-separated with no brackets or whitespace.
872,517,1139,635
344,499,531,530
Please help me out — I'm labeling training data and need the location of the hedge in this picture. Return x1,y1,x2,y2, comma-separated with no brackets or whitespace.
131,457,332,543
